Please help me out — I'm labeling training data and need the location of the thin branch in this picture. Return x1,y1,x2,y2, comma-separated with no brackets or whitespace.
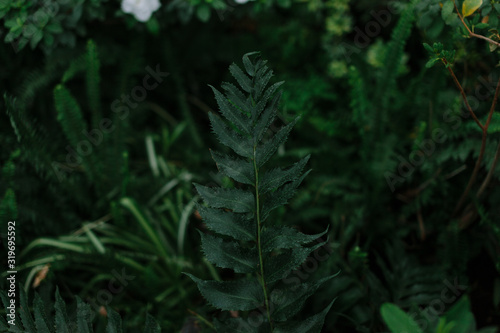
444,60,484,129
453,0,500,47
396,169,442,203
444,165,467,179
458,205,477,229
453,131,488,215
454,77,500,215
417,208,426,241
459,141,500,229
470,32,500,47
477,140,500,198
485,79,500,129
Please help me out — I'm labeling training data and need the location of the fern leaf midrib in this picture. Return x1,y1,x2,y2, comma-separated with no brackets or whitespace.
254,144,273,331
250,60,274,328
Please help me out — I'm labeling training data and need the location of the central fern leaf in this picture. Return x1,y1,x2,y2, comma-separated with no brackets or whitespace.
187,52,335,332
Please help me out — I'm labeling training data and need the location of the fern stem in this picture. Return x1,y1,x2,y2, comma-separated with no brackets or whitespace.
253,146,273,331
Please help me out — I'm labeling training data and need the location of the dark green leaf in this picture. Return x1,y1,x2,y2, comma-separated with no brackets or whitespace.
86,40,101,129
210,85,250,134
106,307,122,333
229,63,253,93
145,17,160,35
474,22,489,29
274,300,335,333
19,287,36,333
200,231,258,273
0,317,7,331
272,274,337,322
380,303,423,333
423,43,434,53
441,296,476,333
254,66,273,101
55,288,71,333
256,117,298,167
441,0,455,21
143,314,161,333
260,155,310,194
54,85,87,150
33,293,52,333
197,205,255,241
262,170,311,219
196,5,211,22
30,30,43,49
76,296,92,333
265,240,327,283
209,112,253,158
184,274,264,311
211,150,254,185
195,184,255,213
261,225,328,252
222,82,251,116
242,51,260,76
425,58,440,68
253,84,284,139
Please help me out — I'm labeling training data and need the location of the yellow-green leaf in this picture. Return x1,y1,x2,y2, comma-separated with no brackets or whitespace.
462,0,483,17
380,303,423,333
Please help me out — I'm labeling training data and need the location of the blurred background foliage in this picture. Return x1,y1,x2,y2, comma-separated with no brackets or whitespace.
1,0,500,331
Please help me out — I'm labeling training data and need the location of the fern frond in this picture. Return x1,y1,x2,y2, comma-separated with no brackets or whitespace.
347,66,369,131
376,1,415,109
373,0,416,140
187,52,334,332
86,40,101,129
61,53,87,83
376,242,445,308
53,84,99,182
4,96,58,179
0,287,161,332
15,68,58,107
54,84,87,149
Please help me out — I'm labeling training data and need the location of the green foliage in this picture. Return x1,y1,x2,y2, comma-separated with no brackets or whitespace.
423,42,456,68
375,0,416,115
381,296,498,333
0,288,160,332
380,303,423,333
187,52,334,332
2,1,500,332
86,40,101,129
1,37,209,330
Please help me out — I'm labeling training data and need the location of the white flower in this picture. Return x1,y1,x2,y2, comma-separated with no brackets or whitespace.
234,0,250,3
121,0,161,22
